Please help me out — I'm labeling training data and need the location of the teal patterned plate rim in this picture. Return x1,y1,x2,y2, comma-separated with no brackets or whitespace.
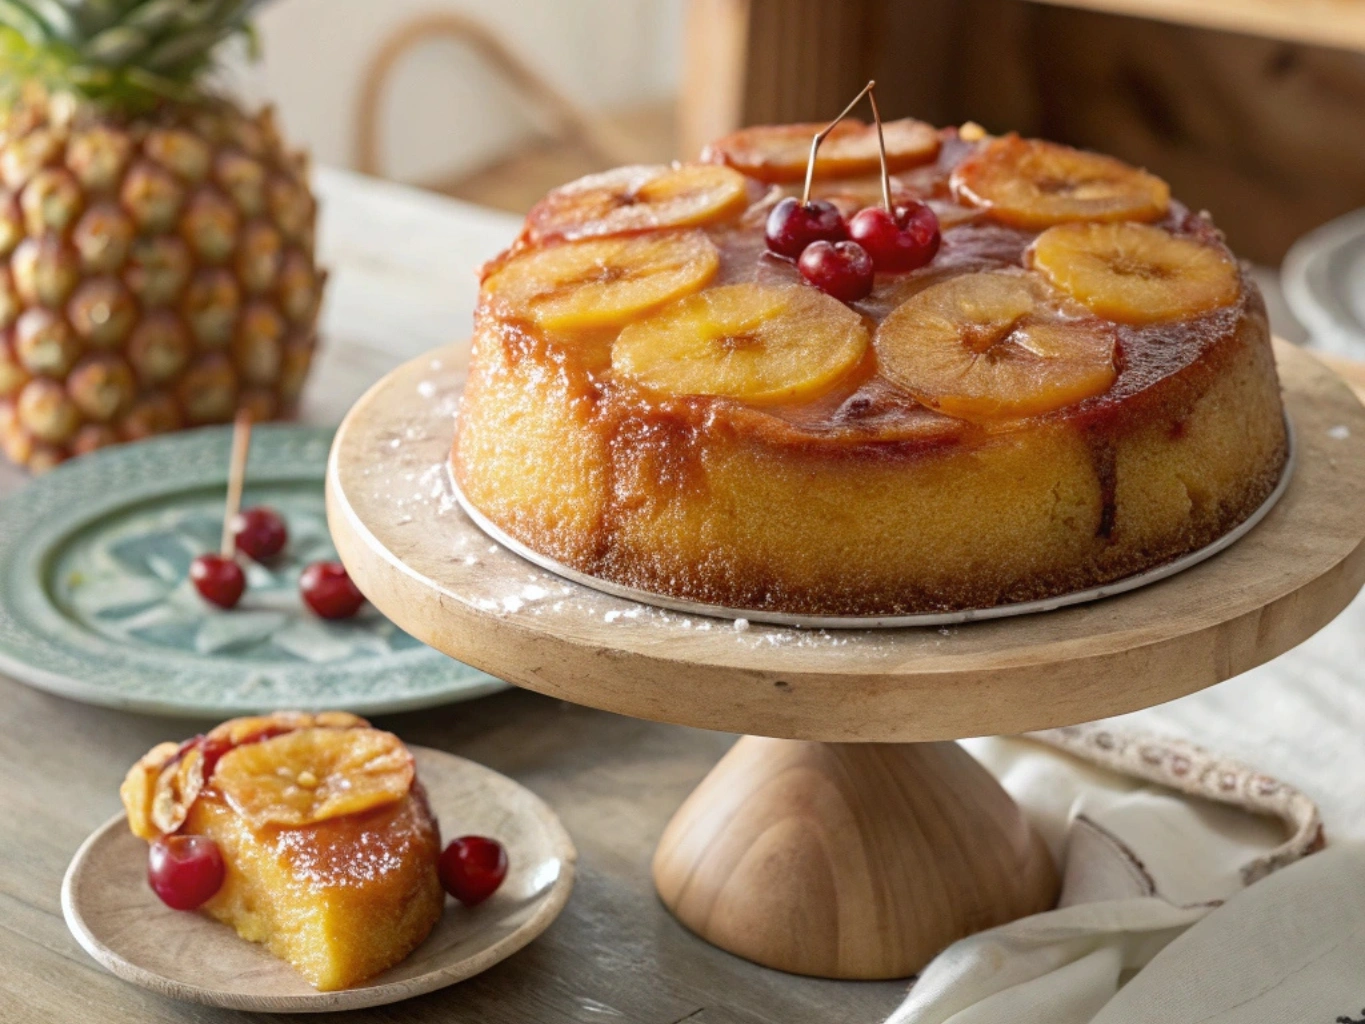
0,425,506,718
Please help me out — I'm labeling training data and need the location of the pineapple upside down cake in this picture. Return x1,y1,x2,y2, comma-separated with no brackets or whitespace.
452,119,1289,618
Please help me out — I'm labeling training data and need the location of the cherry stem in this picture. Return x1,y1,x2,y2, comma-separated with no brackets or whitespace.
220,411,253,559
866,87,892,214
801,79,877,206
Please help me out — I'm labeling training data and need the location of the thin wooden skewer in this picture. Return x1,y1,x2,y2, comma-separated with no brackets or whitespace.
219,411,253,559
801,79,877,206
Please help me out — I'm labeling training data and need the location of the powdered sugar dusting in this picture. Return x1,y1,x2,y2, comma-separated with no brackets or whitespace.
347,368,907,658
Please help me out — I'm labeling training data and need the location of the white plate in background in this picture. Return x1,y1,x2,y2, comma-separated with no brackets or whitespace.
1283,207,1365,360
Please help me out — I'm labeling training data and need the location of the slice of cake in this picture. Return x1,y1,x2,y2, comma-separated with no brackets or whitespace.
120,712,443,991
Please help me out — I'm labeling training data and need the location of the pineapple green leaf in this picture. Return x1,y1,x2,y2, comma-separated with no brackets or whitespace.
0,2,47,46
240,16,255,59
0,0,264,108
171,0,224,29
58,0,125,36
121,0,185,35
139,23,224,70
120,63,195,100
7,0,79,42
83,23,150,64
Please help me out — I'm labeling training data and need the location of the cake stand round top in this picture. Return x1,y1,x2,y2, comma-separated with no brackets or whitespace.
326,340,1365,743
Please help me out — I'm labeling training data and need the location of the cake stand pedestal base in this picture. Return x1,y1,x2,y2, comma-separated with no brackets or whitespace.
652,737,1058,979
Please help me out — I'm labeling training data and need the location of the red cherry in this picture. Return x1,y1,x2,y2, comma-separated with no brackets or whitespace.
232,506,288,562
300,561,365,619
190,554,245,609
765,196,847,258
148,834,225,910
798,240,874,302
198,736,232,777
847,201,941,272
439,835,508,906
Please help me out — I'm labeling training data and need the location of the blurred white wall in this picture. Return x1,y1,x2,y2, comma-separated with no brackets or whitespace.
223,0,684,182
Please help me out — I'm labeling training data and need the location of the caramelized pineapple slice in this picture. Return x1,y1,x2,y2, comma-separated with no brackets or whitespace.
1030,222,1241,324
483,231,719,331
150,744,209,835
612,282,868,405
527,164,748,242
120,712,376,839
214,726,414,829
702,119,940,183
204,710,367,748
120,741,183,841
951,135,1169,229
875,272,1117,423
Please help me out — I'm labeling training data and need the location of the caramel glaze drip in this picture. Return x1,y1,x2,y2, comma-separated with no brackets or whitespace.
476,129,1261,547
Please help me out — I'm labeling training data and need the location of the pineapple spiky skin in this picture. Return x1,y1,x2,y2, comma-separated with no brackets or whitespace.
0,98,323,470
0,0,323,471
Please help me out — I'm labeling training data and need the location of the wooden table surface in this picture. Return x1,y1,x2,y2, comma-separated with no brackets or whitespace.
0,169,906,1024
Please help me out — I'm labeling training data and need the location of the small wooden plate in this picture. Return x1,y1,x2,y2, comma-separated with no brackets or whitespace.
61,747,575,1013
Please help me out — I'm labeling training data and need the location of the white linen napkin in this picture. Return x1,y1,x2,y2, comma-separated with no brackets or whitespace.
887,588,1365,1024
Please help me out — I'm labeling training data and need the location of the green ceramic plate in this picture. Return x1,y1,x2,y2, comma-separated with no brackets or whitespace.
0,425,505,718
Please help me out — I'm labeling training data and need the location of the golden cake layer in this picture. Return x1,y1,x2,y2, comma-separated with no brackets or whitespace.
188,785,442,991
452,123,1288,617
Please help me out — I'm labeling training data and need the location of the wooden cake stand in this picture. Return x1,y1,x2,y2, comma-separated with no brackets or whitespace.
326,340,1365,980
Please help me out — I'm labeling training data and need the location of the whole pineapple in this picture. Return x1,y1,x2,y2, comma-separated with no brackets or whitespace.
0,1,323,472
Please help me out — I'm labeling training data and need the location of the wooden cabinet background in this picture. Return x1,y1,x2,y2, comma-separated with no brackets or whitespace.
683,0,1365,263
